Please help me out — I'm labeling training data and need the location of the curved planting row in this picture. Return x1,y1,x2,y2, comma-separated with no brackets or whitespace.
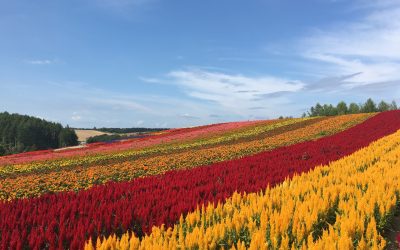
0,120,264,166
0,111,399,249
0,115,366,200
0,117,302,177
91,129,400,249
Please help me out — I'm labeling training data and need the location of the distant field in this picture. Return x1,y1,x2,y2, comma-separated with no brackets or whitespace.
74,129,112,143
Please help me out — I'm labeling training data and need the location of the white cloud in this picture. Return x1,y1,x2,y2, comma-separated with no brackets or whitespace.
138,76,162,83
180,113,200,120
301,2,400,89
1,80,238,128
135,120,144,126
24,59,56,65
89,97,152,113
71,115,82,121
167,69,304,114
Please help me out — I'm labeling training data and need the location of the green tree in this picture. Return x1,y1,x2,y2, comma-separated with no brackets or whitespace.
378,101,390,112
362,98,377,113
314,103,323,116
336,101,348,115
322,104,337,116
59,126,78,147
0,144,6,156
390,100,398,110
0,112,79,155
348,103,360,114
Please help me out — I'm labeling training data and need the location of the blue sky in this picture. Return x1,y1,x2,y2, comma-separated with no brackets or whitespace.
1,0,399,128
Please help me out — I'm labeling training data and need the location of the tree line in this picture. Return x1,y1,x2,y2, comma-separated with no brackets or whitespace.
304,98,398,117
95,127,169,134
0,112,78,156
86,133,150,144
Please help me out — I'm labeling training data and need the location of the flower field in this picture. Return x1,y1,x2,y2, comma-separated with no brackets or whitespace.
0,114,369,200
92,127,400,249
0,120,264,166
1,111,400,249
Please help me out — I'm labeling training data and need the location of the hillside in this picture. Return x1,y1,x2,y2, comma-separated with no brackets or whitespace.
0,112,400,249
74,129,112,143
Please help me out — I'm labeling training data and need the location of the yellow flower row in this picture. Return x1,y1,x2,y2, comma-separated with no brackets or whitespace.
0,114,371,200
88,128,400,250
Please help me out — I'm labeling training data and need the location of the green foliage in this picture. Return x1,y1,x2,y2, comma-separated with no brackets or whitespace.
86,134,123,144
96,127,168,134
0,144,5,155
390,100,398,110
348,103,360,114
336,101,348,115
0,112,78,156
86,133,148,144
59,126,79,148
361,98,377,113
378,101,390,112
307,99,397,117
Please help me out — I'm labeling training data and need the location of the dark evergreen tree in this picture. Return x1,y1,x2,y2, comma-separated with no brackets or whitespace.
0,112,78,156
59,126,78,148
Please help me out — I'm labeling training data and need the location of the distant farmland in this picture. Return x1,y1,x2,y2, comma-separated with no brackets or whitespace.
74,129,112,143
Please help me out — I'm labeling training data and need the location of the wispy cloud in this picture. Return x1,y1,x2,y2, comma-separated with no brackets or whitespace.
0,80,234,128
71,114,82,121
90,0,156,15
249,106,266,110
217,57,272,63
138,76,163,83
24,59,56,65
135,120,144,126
179,113,200,120
305,72,363,92
167,69,304,113
301,2,400,90
88,97,153,113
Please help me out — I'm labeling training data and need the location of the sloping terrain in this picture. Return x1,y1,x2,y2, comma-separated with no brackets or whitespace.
1,112,399,249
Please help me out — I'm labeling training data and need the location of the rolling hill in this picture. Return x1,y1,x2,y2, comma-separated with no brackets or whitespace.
0,111,400,249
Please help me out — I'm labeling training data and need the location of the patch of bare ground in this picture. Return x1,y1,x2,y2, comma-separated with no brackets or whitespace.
386,213,400,250
53,144,86,151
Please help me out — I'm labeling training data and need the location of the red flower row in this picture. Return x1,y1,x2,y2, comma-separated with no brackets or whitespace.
0,120,261,166
1,111,400,250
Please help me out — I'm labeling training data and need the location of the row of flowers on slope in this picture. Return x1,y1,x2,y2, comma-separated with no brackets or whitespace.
0,120,264,166
90,128,400,250
0,115,365,200
0,117,303,177
0,111,398,249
